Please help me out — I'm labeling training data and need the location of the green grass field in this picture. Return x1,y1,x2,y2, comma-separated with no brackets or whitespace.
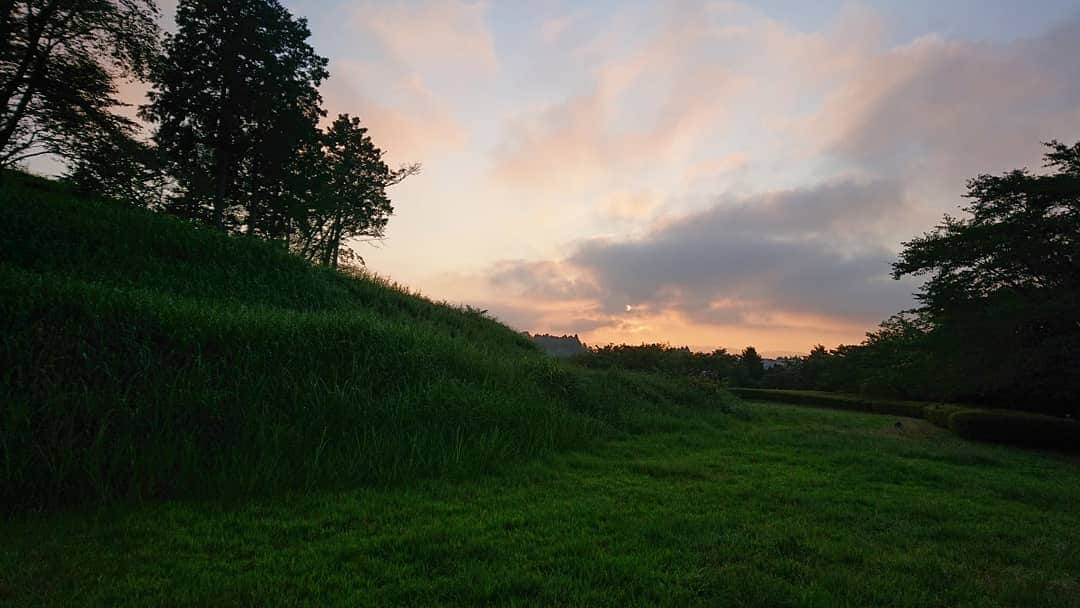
4,402,1078,607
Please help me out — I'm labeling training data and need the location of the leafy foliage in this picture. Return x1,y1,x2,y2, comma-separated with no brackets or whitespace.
736,346,765,386
290,114,420,267
141,2,416,265
0,0,159,167
62,125,166,207
890,140,1080,412
144,0,328,233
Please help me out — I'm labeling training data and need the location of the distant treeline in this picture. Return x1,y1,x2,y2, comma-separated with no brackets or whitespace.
1,0,413,268
570,141,1080,419
571,343,770,388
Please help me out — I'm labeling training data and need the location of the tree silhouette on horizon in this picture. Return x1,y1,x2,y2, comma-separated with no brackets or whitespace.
144,0,328,234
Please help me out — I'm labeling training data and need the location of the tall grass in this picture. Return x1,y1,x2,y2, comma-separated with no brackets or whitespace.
0,172,737,511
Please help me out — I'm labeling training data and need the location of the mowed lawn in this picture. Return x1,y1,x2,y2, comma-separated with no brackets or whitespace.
3,402,1078,607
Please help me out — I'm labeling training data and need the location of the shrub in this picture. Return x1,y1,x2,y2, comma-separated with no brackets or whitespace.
948,410,1080,451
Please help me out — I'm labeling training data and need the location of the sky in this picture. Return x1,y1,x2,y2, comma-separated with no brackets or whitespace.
77,1,1080,355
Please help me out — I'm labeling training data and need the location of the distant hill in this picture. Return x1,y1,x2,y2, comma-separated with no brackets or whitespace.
526,333,588,357
0,171,733,511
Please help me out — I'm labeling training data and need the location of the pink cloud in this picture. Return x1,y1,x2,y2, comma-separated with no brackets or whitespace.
682,153,749,181
491,5,739,190
323,62,468,163
350,0,497,75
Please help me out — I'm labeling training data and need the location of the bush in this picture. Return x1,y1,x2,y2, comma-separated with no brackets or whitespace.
948,409,1080,451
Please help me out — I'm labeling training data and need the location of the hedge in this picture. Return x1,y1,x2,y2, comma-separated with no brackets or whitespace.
728,388,930,418
948,409,1080,451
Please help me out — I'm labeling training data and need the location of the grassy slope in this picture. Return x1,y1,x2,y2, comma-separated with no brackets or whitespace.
3,402,1078,607
0,172,734,509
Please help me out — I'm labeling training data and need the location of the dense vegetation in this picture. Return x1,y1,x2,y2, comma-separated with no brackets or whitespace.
0,172,736,511
0,1,160,168
2,0,414,268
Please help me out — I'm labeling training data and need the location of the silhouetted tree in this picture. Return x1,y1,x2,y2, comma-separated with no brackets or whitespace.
144,0,328,232
293,114,419,267
893,140,1080,413
0,0,159,168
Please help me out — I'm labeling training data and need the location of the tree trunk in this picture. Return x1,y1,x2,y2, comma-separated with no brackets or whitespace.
323,206,342,268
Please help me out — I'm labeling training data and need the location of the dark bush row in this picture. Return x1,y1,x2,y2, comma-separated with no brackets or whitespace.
948,409,1080,450
728,388,929,419
730,388,1080,452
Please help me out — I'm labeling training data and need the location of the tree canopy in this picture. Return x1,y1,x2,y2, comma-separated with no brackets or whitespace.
891,140,1080,410
144,0,329,233
894,140,1079,312
292,114,419,268
0,0,159,168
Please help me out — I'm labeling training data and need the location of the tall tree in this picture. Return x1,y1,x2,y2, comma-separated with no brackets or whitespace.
144,0,328,232
0,0,159,168
293,114,419,268
893,140,1080,413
